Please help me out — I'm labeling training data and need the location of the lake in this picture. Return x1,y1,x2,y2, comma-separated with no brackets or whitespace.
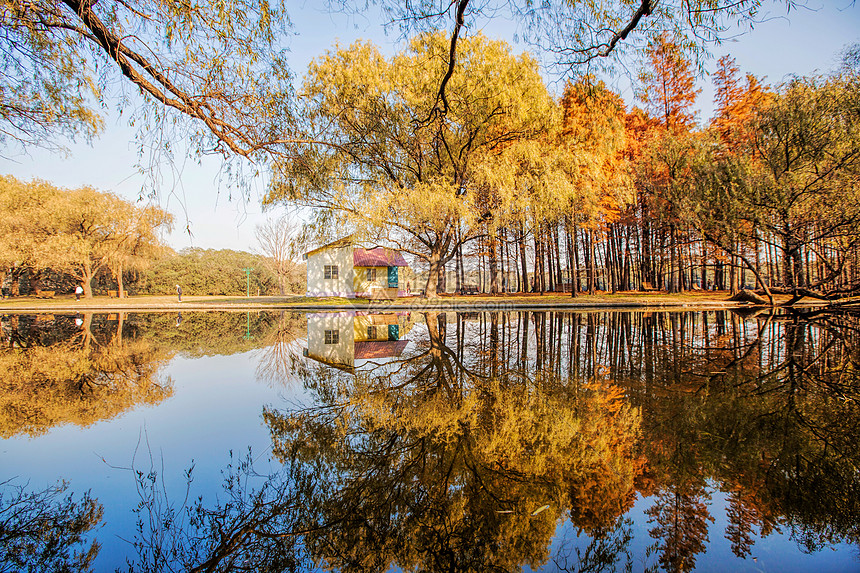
2,309,859,572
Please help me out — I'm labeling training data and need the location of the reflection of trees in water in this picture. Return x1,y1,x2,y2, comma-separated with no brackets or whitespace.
254,311,307,387
273,309,860,571
0,479,102,573
501,308,860,571
0,313,172,437
7,309,860,571
264,311,643,572
0,311,308,437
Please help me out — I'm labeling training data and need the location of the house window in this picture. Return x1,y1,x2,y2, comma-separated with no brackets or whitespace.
324,265,339,280
366,268,376,282
324,330,339,344
367,326,377,340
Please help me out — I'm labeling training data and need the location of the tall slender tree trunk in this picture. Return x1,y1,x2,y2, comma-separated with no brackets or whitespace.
519,226,528,293
488,232,499,294
573,224,582,293
587,228,596,295
116,268,125,298
553,225,563,292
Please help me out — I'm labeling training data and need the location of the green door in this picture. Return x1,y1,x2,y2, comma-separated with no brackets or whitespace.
388,266,398,288
388,324,399,340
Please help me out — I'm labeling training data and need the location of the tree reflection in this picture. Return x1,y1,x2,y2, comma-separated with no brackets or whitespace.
0,479,102,572
265,311,644,572
274,309,860,571
8,309,860,571
0,313,172,437
0,311,308,437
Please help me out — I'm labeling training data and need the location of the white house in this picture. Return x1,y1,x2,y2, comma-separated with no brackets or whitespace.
304,236,410,298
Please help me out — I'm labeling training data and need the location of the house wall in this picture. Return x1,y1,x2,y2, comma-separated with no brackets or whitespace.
354,266,408,298
306,246,355,297
306,312,355,368
354,313,400,342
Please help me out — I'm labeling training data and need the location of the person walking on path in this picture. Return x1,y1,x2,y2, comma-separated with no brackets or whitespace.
75,284,83,301
176,284,182,302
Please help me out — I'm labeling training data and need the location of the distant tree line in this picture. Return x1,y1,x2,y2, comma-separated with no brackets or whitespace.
137,247,304,297
0,176,306,298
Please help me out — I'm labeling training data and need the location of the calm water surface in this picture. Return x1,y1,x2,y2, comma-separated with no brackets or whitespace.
2,309,859,572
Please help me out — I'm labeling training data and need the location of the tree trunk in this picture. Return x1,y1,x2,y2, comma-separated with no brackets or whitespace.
668,223,678,293
518,226,528,293
553,225,563,292
116,262,126,298
587,228,596,295
81,261,95,298
488,232,499,294
424,248,444,298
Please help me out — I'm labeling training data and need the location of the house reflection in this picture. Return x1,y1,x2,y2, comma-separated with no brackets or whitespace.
304,312,411,371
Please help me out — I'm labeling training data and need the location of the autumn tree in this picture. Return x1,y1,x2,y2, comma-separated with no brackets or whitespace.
104,203,174,298
634,35,700,293
639,35,699,135
711,55,768,150
0,175,59,293
266,33,554,297
561,79,632,294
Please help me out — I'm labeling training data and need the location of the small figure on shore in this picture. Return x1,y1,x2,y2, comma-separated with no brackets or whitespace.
75,284,84,301
176,284,182,302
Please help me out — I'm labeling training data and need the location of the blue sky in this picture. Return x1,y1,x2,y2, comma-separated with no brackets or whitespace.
0,1,857,253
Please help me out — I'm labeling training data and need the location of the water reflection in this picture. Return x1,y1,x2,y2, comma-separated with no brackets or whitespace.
0,479,102,572
303,311,412,371
0,313,172,437
280,309,860,572
0,312,308,438
2,309,860,572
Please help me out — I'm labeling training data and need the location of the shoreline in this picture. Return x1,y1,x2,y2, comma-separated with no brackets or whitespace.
0,291,827,313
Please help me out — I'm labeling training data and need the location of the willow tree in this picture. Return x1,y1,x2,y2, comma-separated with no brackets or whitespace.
0,0,303,159
750,74,860,298
104,203,174,298
266,32,554,297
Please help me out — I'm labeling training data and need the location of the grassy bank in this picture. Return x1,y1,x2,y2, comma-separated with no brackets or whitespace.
0,290,792,312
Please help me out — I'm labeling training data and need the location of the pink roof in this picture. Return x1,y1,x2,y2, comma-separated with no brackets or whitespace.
353,247,408,267
355,340,409,359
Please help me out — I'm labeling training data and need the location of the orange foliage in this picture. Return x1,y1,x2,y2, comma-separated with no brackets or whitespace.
639,35,700,134
561,78,630,228
711,55,770,151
